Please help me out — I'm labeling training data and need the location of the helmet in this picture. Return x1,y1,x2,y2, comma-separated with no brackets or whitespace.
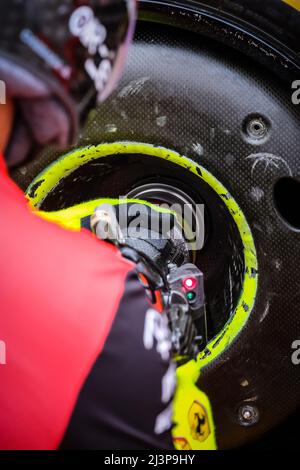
0,0,137,164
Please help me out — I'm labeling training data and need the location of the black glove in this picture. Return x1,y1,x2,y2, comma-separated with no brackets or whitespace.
91,201,190,273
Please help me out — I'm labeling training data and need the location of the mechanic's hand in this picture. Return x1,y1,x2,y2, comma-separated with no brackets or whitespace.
92,200,190,272
0,56,77,167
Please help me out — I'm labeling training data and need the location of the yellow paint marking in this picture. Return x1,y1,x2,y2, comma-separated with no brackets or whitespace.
283,0,300,12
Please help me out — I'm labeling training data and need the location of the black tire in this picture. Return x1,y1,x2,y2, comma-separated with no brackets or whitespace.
178,0,300,55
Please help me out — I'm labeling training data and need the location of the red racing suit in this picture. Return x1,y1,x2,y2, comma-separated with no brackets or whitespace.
0,155,175,450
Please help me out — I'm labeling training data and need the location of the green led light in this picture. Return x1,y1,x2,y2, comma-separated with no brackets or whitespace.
187,291,196,302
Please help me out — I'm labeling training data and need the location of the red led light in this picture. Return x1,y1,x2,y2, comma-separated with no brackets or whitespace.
183,277,197,291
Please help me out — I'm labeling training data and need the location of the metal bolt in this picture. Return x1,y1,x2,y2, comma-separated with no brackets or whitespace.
245,116,269,140
238,405,260,427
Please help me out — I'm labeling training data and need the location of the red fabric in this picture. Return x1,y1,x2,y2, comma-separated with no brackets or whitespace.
0,155,133,450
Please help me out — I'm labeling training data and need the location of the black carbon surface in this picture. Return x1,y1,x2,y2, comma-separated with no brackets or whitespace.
12,10,300,448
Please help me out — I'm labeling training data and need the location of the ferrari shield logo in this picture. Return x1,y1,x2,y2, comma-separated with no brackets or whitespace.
188,400,210,442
